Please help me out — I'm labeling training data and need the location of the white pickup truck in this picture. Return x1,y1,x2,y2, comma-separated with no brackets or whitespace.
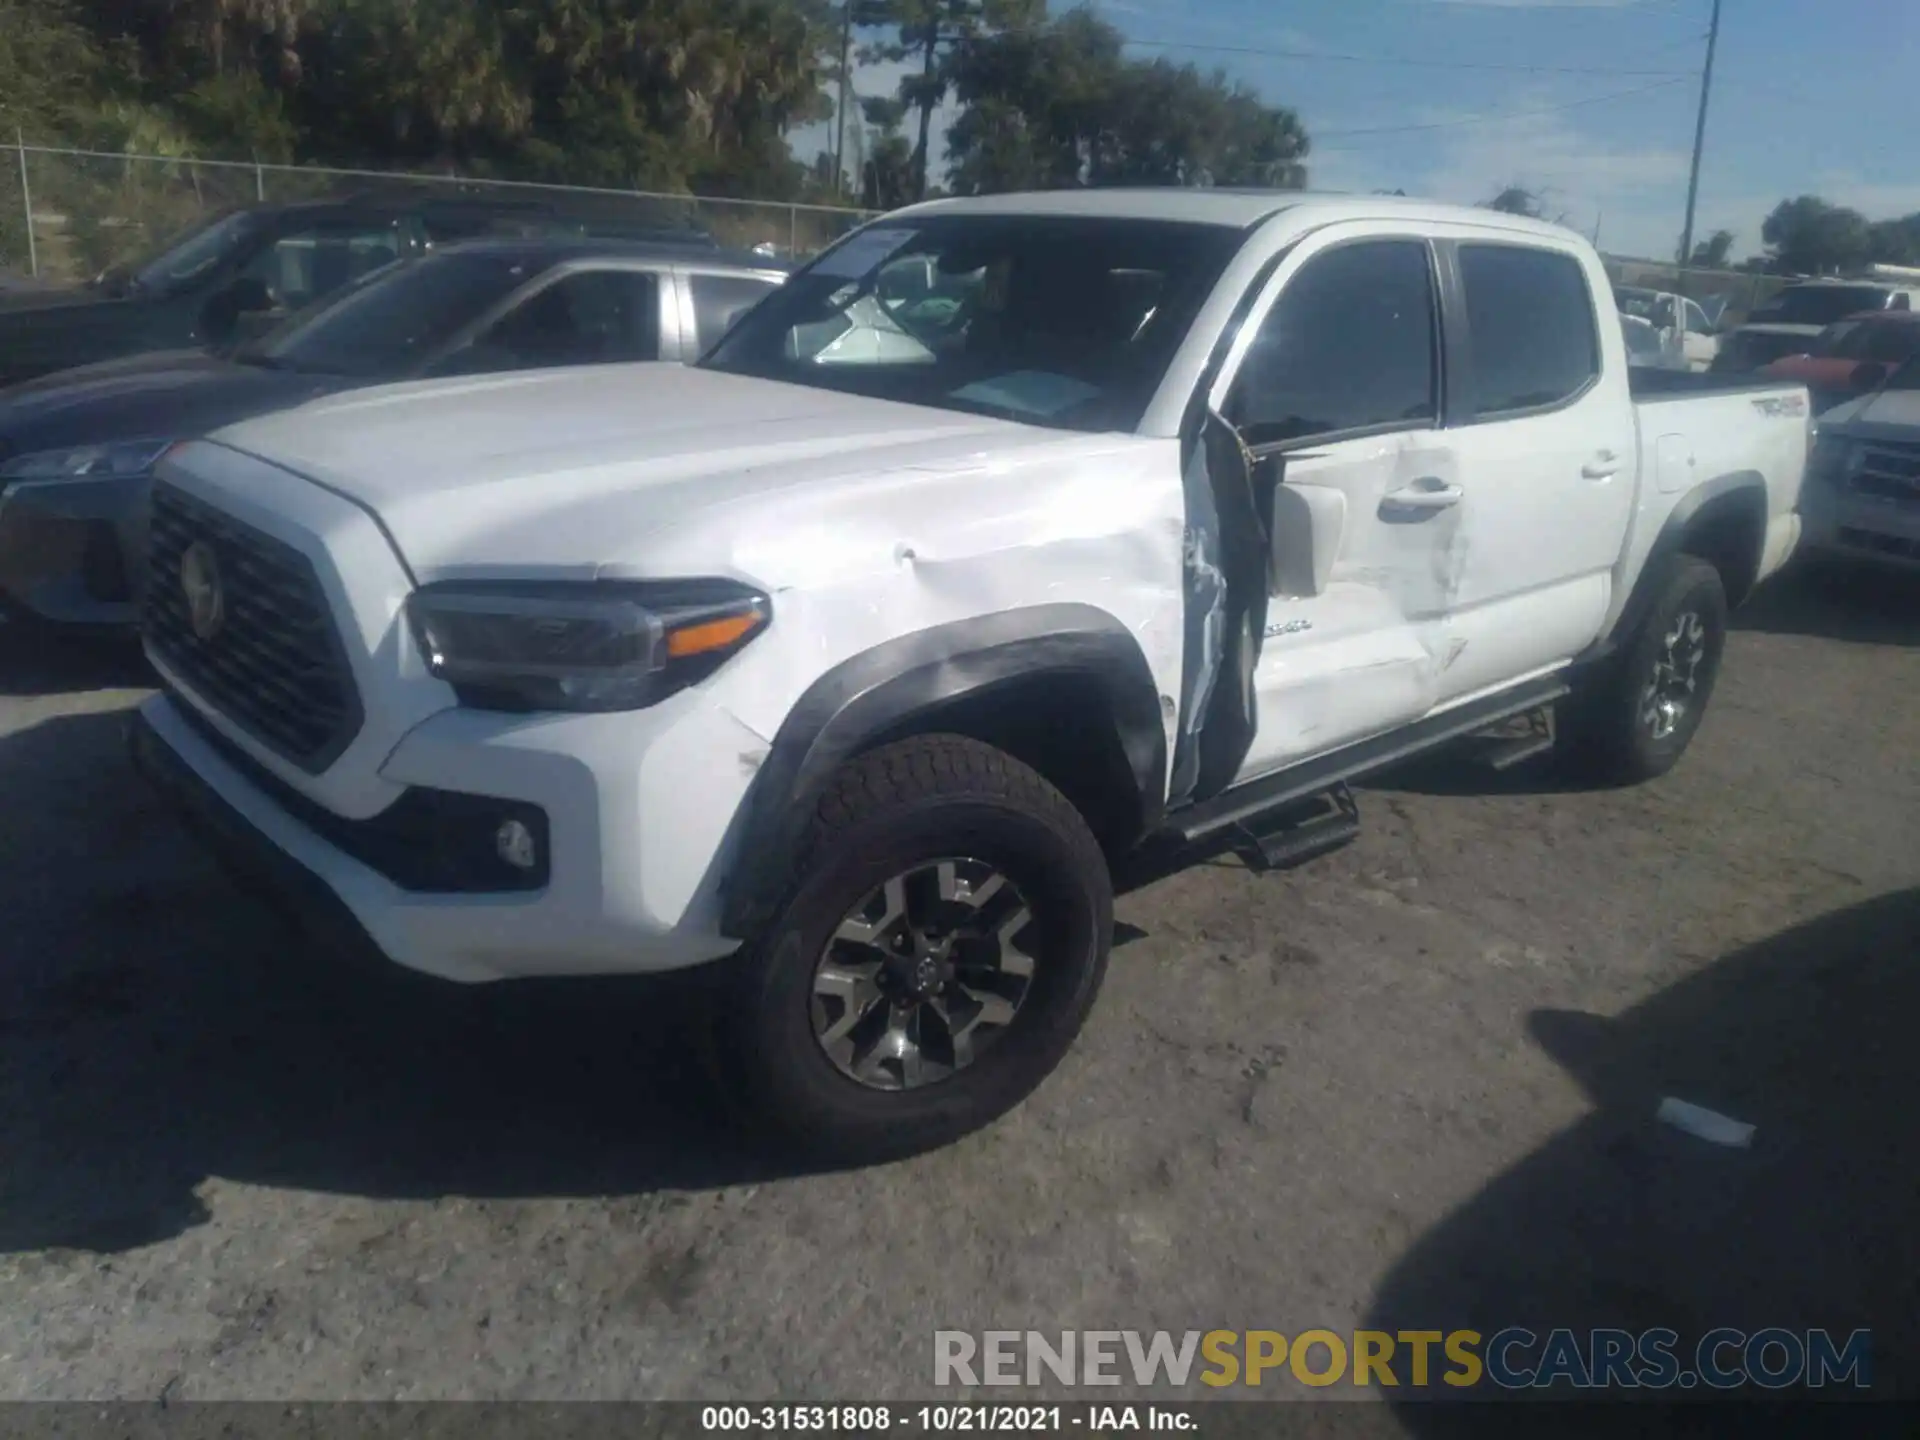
129,191,1810,1161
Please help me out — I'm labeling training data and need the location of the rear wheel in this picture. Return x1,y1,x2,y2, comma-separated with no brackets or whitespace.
716,734,1112,1164
1561,555,1728,784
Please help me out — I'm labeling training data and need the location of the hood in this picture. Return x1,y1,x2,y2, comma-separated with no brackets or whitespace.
0,287,166,386
0,349,347,460
1822,386,1920,438
198,364,1085,578
0,282,114,315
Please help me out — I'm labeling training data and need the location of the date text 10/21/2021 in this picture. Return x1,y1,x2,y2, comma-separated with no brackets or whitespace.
701,1407,1194,1432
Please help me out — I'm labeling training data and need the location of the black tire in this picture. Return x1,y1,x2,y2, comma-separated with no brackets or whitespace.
1560,555,1728,785
714,733,1112,1165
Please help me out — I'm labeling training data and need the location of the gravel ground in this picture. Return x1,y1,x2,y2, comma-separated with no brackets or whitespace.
1,565,1915,1408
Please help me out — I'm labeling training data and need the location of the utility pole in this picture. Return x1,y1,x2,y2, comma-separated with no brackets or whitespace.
832,2,854,197
911,17,939,201
1677,0,1722,279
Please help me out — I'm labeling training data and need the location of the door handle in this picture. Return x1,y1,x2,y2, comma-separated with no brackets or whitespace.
1381,479,1463,514
1582,451,1621,480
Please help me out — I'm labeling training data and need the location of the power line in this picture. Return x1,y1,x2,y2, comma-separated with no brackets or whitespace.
1312,76,1692,148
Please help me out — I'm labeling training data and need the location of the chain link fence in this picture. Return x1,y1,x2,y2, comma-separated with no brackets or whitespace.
0,141,880,288
0,140,1804,330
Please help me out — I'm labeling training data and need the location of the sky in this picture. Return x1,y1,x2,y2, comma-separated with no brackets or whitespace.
790,0,1920,263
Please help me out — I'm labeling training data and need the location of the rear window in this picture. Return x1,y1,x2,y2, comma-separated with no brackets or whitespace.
1459,245,1600,416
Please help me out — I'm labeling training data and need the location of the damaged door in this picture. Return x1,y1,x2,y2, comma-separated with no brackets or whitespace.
1183,228,1461,789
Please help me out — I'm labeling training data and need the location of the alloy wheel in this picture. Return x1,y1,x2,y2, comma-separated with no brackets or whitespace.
810,858,1038,1091
1639,609,1709,741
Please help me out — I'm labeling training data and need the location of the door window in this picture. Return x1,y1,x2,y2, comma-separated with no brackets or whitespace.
1458,244,1600,417
689,272,782,353
1226,240,1438,447
1683,300,1713,335
238,222,407,312
464,269,663,369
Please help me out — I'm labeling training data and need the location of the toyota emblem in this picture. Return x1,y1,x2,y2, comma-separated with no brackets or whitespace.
179,540,226,642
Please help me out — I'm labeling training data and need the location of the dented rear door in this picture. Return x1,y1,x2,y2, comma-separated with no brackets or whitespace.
1424,234,1635,705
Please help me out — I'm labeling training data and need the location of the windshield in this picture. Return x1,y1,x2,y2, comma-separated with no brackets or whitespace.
1751,285,1891,326
699,215,1243,432
132,211,259,295
243,251,541,376
1617,288,1670,324
1884,356,1920,391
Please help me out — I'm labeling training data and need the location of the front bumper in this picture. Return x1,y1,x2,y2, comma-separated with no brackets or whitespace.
0,474,144,627
129,704,392,973
1800,482,1920,573
131,689,749,984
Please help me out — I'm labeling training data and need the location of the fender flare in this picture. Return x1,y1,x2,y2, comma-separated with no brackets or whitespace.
719,603,1167,940
1598,471,1768,656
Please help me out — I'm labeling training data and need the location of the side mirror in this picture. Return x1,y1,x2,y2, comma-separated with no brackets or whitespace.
1851,361,1888,393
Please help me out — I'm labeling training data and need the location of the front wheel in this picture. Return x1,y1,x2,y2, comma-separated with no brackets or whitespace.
1560,555,1729,784
716,734,1113,1164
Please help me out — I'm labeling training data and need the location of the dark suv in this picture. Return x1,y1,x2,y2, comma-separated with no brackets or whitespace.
0,191,717,388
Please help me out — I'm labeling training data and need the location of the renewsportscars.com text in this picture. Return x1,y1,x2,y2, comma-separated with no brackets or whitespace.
934,1328,1872,1391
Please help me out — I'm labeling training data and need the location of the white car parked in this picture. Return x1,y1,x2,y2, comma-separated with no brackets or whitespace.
1616,286,1719,372
130,191,1810,1161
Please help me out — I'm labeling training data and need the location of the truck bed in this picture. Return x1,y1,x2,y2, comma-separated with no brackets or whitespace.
1628,368,1805,403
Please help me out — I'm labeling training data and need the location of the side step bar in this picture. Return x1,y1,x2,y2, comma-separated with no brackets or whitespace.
1168,675,1571,845
1237,784,1360,873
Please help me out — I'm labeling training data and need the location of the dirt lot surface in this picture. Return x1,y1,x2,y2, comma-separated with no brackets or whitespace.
2,567,1916,1411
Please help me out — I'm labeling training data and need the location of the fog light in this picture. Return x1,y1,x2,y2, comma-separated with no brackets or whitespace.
495,818,539,871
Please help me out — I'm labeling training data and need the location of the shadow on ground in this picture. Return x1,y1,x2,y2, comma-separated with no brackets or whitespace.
0,707,807,1256
1367,888,1920,1420
1732,563,1920,648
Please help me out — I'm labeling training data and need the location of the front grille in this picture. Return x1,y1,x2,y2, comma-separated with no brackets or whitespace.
145,483,362,771
1851,442,1920,506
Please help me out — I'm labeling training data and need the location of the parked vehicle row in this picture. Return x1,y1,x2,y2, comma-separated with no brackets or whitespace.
109,190,1809,1162
1713,275,1920,375
0,236,786,630
1799,354,1920,573
0,190,723,389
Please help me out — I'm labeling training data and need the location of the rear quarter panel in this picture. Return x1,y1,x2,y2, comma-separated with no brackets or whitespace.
1613,384,1810,632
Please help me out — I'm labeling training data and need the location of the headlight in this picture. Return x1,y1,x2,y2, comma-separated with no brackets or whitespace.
0,437,175,481
406,580,771,713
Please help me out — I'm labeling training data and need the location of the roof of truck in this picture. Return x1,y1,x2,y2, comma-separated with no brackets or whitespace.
891,188,1586,243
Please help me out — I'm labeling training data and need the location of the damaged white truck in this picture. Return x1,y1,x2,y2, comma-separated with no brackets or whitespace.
131,192,1810,1161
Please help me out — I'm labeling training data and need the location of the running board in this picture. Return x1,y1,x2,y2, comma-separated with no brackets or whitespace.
1168,677,1571,845
1238,784,1360,873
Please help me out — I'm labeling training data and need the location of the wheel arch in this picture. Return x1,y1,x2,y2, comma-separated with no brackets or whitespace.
1607,472,1768,650
719,604,1167,940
